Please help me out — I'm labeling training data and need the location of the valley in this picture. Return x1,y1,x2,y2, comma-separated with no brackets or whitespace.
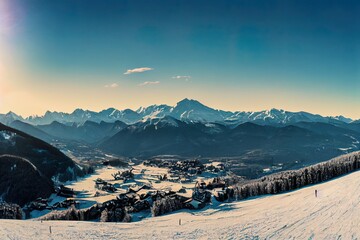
2,0,358,238
2,159,360,239
27,159,225,220
1,99,360,232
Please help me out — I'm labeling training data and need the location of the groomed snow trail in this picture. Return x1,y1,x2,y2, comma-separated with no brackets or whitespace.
1,170,360,239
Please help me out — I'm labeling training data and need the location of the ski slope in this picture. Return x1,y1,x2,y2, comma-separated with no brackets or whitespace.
2,169,360,239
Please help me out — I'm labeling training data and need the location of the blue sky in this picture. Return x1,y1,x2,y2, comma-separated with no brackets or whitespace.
1,0,359,118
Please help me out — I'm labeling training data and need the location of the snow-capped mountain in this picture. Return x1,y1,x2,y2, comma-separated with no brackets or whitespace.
0,112,24,125
225,109,334,126
98,108,141,124
136,104,172,120
0,98,357,126
25,108,141,125
169,98,233,122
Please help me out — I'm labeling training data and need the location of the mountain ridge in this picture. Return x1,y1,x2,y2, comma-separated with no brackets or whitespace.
0,98,357,126
99,119,360,163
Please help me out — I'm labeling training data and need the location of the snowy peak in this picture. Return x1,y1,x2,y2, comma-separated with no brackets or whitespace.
174,98,207,109
170,98,231,122
6,111,21,118
0,112,24,125
150,116,180,128
0,99,357,126
226,109,346,126
330,115,353,124
137,104,171,119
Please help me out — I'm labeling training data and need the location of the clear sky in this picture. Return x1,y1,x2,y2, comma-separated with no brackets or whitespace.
0,0,359,118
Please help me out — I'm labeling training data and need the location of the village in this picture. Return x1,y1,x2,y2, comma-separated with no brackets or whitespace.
25,158,238,221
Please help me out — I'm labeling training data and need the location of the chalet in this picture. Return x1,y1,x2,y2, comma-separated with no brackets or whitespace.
184,198,205,209
56,185,75,197
95,179,117,193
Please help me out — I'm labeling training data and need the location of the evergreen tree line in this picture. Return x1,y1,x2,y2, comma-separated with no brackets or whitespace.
232,152,360,200
38,204,132,222
151,196,183,217
39,207,87,221
0,202,23,219
100,208,132,222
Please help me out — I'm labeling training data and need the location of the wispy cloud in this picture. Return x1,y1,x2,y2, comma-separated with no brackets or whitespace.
124,67,154,75
138,81,160,86
172,75,191,81
104,83,119,88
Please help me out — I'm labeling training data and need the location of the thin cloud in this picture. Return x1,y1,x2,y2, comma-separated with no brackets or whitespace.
124,67,154,75
104,83,119,88
138,81,160,86
172,75,191,81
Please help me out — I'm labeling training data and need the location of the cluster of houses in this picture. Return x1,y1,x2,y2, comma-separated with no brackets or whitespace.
26,198,79,212
25,160,233,221
56,185,76,198
111,169,134,181
91,175,235,219
144,159,204,174
94,169,136,193
95,178,117,193
143,159,225,183
24,185,80,213
87,163,234,219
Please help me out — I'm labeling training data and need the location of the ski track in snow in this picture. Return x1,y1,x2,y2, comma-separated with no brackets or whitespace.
2,170,360,239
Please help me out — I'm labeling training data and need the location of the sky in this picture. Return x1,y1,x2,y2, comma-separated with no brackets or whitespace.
0,0,359,118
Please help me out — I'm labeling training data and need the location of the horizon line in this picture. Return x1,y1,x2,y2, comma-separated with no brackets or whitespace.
1,98,357,121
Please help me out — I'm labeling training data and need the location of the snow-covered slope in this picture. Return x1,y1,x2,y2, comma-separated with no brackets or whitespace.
2,168,360,239
137,104,172,120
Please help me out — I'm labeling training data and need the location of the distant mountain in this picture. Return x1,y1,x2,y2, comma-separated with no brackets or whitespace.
170,98,233,122
99,118,360,163
25,108,141,125
0,112,24,125
1,98,357,126
225,109,351,126
9,120,54,142
99,116,220,156
36,120,127,143
293,122,360,136
346,122,360,133
96,108,141,124
137,104,172,119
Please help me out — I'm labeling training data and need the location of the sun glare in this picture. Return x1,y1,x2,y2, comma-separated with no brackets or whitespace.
0,0,14,36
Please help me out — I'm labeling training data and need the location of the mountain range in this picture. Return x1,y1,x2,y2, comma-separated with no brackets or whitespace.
100,116,360,161
0,98,356,126
1,98,359,176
